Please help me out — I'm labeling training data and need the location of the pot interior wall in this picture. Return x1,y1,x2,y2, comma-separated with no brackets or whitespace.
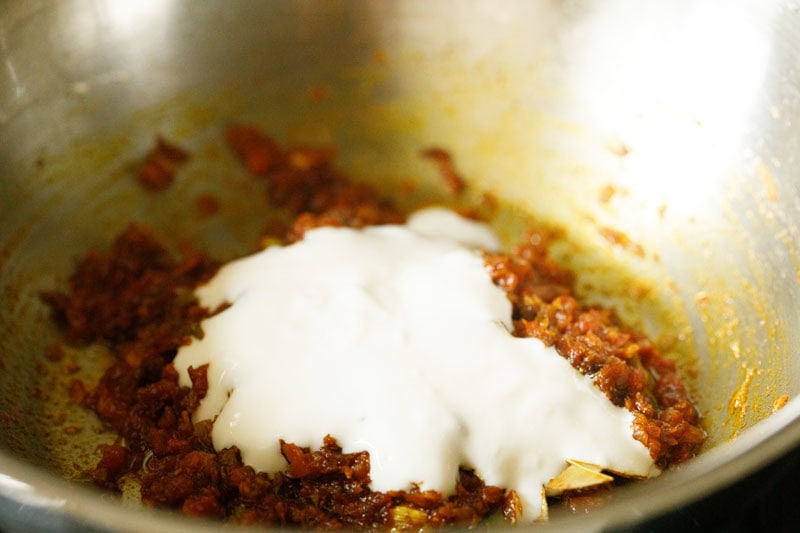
1,0,799,528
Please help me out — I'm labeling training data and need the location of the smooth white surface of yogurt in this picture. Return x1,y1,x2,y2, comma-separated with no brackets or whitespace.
174,207,657,520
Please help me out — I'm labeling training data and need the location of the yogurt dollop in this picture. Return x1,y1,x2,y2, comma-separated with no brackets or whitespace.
175,207,657,519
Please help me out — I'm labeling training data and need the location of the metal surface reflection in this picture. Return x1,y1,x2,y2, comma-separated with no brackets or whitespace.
98,0,173,34
0,474,65,509
567,1,775,217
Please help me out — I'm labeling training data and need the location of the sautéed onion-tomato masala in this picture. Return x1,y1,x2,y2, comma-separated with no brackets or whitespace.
41,125,705,528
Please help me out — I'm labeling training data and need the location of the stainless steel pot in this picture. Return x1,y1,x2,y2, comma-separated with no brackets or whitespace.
1,0,799,530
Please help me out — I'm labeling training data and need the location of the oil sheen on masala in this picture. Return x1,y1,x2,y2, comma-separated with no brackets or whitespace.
174,208,658,520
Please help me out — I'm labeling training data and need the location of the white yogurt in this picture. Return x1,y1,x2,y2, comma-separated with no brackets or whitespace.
175,207,657,520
